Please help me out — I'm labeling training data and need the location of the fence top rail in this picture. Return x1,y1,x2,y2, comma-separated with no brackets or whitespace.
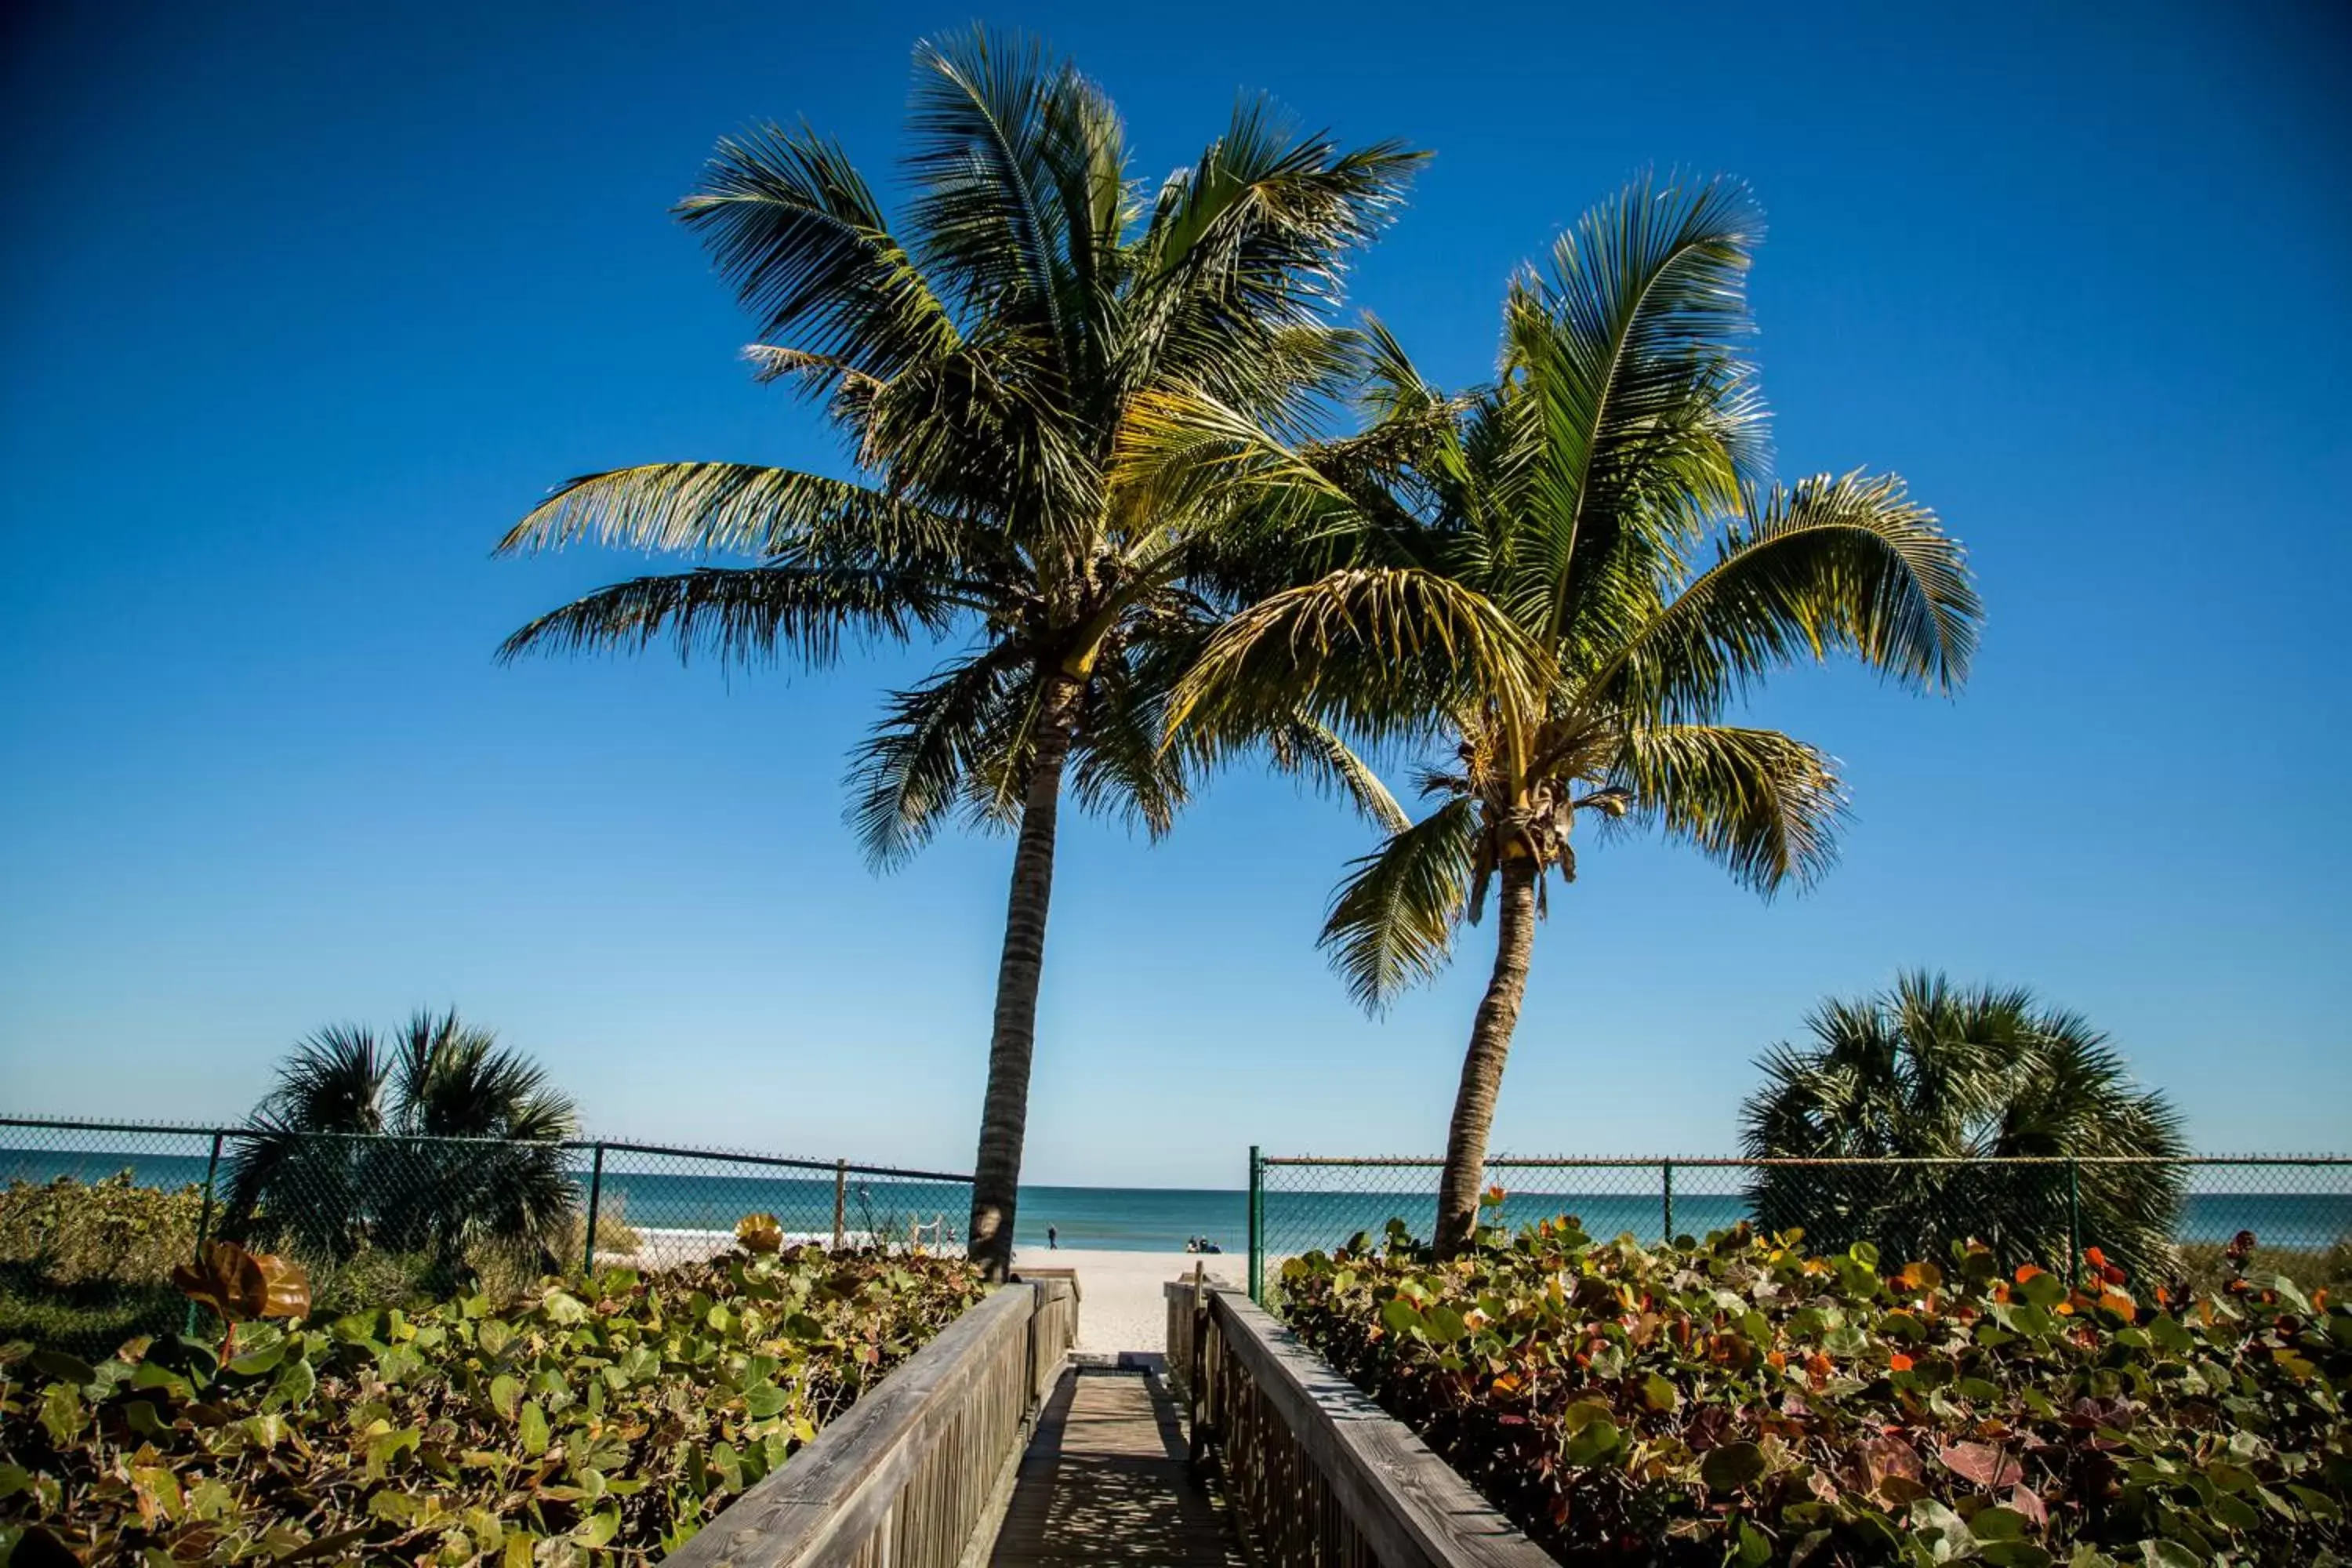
585,1137,973,1185
0,1116,975,1183
1261,1153,2352,1169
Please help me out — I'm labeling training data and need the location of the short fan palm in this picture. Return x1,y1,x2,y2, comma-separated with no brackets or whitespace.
1152,178,1981,1255
1741,972,2189,1282
496,31,1419,1276
221,1010,580,1273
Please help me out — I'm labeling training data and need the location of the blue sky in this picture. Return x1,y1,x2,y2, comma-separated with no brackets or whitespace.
2,2,2347,1187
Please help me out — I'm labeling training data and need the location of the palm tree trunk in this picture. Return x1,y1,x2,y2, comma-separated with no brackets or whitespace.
966,671,1085,1281
1434,855,1540,1259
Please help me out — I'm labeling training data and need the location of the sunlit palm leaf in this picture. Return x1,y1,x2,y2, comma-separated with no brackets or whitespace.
1615,723,1844,894
1589,470,1977,720
1319,797,1479,1011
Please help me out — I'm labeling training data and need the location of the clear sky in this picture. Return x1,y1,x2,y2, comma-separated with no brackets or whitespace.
3,2,2347,1186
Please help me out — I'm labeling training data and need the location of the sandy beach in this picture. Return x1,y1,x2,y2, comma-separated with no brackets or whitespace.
1015,1247,1239,1356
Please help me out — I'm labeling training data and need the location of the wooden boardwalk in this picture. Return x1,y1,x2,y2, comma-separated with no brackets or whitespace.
988,1365,1247,1565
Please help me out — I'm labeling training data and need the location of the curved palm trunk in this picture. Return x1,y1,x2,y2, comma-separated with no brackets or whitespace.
1435,856,1540,1259
967,672,1085,1281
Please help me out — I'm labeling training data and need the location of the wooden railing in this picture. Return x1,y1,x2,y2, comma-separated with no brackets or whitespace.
1165,1279,1552,1568
668,1276,1076,1567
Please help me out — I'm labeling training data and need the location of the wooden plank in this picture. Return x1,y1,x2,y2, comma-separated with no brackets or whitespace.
1205,1288,1553,1568
666,1284,1040,1568
987,1368,1245,1566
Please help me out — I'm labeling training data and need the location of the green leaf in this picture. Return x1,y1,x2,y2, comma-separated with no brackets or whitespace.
1701,1441,1767,1492
520,1401,550,1457
742,1383,789,1420
1641,1372,1679,1412
1736,1520,1773,1566
2139,1543,2198,1568
1563,1417,1621,1466
1381,1298,1425,1338
2017,1272,2068,1308
575,1508,621,1548
1972,1507,2030,1541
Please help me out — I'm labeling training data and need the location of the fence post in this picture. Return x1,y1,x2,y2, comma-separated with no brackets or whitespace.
1247,1145,1264,1305
582,1142,606,1276
2065,1157,2081,1285
1661,1159,1675,1244
833,1160,848,1250
185,1130,227,1336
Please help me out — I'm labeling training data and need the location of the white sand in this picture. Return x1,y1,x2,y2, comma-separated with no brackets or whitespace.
1015,1247,1239,1356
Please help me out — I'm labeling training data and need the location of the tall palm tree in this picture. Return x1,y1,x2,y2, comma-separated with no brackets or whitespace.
1740,972,2188,1281
222,1010,580,1273
1149,178,1981,1256
495,31,1420,1277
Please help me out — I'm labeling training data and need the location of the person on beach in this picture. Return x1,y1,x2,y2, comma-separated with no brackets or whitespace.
1047,1225,1058,1250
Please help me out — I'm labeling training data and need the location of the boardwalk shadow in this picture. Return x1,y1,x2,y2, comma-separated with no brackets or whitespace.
989,1367,1245,1565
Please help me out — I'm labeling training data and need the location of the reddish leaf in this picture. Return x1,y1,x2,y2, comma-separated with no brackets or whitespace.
1939,1440,2024,1490
2008,1484,2049,1530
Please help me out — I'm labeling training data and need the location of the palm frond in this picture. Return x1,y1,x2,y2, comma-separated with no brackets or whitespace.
1615,723,1845,895
1500,175,1769,641
496,564,962,668
1266,714,1410,833
1167,567,1548,749
1589,470,1980,720
255,1025,387,1134
677,123,961,377
1318,797,1479,1011
844,647,1029,868
905,29,1080,354
496,463,961,561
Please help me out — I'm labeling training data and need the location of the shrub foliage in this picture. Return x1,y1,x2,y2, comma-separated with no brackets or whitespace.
1279,1210,2349,1566
0,1246,983,1564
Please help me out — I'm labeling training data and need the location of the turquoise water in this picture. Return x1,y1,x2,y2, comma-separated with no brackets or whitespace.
4,1147,2343,1255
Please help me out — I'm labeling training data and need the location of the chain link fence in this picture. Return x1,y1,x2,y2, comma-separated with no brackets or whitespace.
1243,1150,2352,1305
0,1116,971,1356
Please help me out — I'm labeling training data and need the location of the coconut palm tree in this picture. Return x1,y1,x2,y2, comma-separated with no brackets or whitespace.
1147,178,1981,1256
494,30,1420,1278
1740,972,2188,1281
222,1010,580,1274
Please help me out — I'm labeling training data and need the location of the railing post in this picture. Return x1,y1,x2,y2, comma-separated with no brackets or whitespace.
582,1142,606,1276
1247,1145,1264,1305
1661,1158,1675,1243
833,1159,848,1250
186,1130,226,1336
2065,1156,2081,1285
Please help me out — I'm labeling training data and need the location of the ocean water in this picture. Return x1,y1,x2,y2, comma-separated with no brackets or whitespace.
4,1145,2345,1255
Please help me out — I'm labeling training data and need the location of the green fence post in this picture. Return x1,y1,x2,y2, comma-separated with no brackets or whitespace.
583,1142,606,1277
185,1130,227,1337
2065,1157,2081,1286
1661,1159,1675,1244
1247,1145,1264,1305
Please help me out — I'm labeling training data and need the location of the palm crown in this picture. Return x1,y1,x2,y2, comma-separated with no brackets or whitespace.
1741,972,2189,1281
222,1010,580,1275
1149,177,1983,1250
497,31,1421,1272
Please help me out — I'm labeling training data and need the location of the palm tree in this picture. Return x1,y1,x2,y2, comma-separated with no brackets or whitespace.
222,1010,581,1274
1740,972,2189,1281
494,31,1420,1279
1149,178,1981,1256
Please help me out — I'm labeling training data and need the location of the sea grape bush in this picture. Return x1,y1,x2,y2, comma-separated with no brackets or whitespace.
0,1245,984,1565
1279,1210,2350,1566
